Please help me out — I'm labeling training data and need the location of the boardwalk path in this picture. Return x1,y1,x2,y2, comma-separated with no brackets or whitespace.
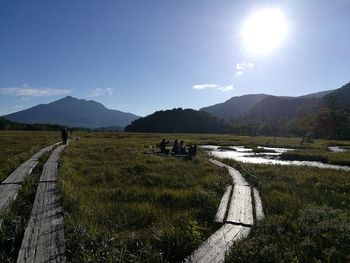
187,159,264,263
17,143,68,263
0,142,60,214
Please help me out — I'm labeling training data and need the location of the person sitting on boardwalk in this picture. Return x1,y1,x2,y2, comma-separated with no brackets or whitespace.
171,139,179,155
188,145,197,159
61,128,68,145
180,140,187,155
160,139,169,154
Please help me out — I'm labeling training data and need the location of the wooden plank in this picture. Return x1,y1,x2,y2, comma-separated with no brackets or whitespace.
214,186,232,223
227,168,249,186
226,185,253,225
39,145,66,182
187,224,250,263
253,187,264,221
17,182,65,263
17,144,67,263
209,159,249,186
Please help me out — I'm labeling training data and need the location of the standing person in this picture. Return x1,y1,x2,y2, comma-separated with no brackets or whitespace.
61,128,68,145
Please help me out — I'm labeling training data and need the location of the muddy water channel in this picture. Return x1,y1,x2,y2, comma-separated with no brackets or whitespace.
202,145,350,171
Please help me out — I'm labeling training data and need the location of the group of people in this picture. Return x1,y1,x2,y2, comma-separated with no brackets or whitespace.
159,139,197,158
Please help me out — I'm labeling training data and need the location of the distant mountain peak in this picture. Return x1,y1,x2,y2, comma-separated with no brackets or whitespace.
2,96,139,129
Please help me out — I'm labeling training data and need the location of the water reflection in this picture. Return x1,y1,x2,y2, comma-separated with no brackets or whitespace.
328,146,348,153
201,145,350,171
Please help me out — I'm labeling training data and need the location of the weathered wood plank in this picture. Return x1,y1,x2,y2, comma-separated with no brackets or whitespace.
187,224,250,263
17,145,66,263
227,168,249,186
226,185,253,225
214,185,232,223
253,187,264,221
209,159,248,186
39,145,66,182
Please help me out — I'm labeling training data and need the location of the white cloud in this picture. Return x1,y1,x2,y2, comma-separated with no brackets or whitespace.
0,87,72,96
235,62,254,76
193,84,219,90
193,84,233,92
217,85,233,91
87,88,114,98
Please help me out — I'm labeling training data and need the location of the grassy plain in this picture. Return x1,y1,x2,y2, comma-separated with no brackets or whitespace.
59,132,231,262
0,131,60,181
60,132,350,262
1,131,349,262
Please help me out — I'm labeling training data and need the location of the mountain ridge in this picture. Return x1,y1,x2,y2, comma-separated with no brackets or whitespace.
199,88,343,121
2,96,140,129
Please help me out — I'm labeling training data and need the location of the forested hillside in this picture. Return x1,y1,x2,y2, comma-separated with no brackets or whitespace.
125,108,229,133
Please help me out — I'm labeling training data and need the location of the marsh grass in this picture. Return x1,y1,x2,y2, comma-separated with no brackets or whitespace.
0,131,59,181
222,160,350,262
280,150,350,166
59,132,231,262
0,153,49,262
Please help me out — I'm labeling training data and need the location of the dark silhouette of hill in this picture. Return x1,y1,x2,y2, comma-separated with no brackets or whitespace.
245,96,321,120
298,90,333,99
3,96,139,129
125,108,229,134
324,82,350,107
200,94,268,121
200,89,337,121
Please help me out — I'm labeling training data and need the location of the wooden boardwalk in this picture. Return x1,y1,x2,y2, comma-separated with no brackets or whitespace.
214,186,232,223
0,143,60,214
188,224,250,263
17,144,67,263
187,159,264,263
226,185,253,225
253,187,264,221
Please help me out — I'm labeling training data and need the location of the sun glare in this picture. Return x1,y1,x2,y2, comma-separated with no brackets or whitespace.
241,8,287,55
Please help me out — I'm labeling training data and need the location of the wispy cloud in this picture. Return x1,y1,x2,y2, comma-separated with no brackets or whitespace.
193,84,219,90
193,84,233,92
0,87,71,96
217,85,233,91
235,62,254,76
88,88,114,98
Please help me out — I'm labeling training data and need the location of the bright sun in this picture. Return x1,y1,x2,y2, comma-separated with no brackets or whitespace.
241,8,287,55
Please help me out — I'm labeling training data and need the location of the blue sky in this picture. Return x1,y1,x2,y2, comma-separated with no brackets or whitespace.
0,0,349,117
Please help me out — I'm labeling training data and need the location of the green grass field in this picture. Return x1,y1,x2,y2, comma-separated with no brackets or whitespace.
59,132,231,262
0,131,349,262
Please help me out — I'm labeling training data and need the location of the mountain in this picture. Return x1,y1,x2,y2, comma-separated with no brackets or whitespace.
2,96,140,129
125,108,229,134
200,89,337,121
324,82,350,107
200,94,268,121
245,96,321,120
298,90,333,99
